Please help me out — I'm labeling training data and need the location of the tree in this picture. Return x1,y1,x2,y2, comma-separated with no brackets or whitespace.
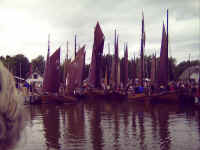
31,55,45,75
12,54,30,78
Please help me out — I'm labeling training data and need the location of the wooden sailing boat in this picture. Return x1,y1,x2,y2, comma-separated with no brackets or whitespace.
65,45,86,99
150,10,194,104
127,12,150,101
41,47,68,103
86,22,106,98
41,36,77,103
107,30,127,100
149,10,180,103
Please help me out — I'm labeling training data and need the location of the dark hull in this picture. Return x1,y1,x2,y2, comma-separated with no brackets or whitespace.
127,93,151,102
85,89,127,100
150,91,194,104
40,94,77,104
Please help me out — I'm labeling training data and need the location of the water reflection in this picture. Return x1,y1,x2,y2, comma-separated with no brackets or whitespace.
15,100,200,150
40,104,61,149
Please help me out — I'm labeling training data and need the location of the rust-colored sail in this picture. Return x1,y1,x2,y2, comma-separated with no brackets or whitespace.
88,22,105,88
43,48,61,93
158,23,168,85
67,46,86,93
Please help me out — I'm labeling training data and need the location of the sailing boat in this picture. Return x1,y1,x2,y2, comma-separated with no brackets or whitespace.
127,12,150,101
148,10,179,103
88,22,105,88
86,22,106,98
150,10,194,104
65,45,86,98
107,31,127,100
40,47,65,103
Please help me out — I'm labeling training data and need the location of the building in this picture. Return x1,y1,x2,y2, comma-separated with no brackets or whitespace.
26,72,43,88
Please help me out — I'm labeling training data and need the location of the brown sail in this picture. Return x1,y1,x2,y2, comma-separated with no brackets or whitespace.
43,48,61,93
88,22,105,88
158,23,168,85
66,46,86,94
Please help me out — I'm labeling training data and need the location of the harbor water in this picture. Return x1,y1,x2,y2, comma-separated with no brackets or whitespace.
14,99,200,150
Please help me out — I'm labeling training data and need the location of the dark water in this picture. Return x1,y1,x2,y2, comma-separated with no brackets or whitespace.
14,100,200,150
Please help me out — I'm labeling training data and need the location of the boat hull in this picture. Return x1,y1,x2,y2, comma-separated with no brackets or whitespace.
39,93,77,104
150,91,194,104
85,89,127,100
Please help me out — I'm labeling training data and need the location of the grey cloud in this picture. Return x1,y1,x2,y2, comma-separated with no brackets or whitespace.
0,0,199,63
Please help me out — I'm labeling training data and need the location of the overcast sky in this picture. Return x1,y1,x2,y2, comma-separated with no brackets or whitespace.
0,0,199,64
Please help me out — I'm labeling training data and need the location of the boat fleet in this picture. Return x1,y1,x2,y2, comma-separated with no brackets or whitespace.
23,10,200,105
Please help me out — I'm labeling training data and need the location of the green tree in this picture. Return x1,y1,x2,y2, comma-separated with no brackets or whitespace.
31,55,45,75
12,54,30,78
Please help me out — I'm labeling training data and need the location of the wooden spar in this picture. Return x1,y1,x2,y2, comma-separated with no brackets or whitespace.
167,9,169,82
114,30,119,89
43,34,51,91
140,12,144,86
48,34,50,62
155,52,157,82
63,41,69,83
108,43,110,55
66,41,69,60
74,34,77,58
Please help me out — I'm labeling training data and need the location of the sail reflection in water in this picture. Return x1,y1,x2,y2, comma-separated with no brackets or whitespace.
15,100,200,150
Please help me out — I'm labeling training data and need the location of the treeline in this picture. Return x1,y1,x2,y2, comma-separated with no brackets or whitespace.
0,54,199,81
0,54,45,79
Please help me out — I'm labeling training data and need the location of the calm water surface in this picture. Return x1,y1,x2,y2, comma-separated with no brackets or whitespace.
14,99,200,150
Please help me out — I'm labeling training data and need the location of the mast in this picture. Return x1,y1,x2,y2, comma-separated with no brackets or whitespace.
155,52,157,82
74,34,77,58
67,41,69,60
107,43,111,85
43,34,51,91
140,12,145,86
47,34,50,64
124,43,128,89
108,43,110,55
63,41,69,83
167,9,169,82
114,30,119,89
